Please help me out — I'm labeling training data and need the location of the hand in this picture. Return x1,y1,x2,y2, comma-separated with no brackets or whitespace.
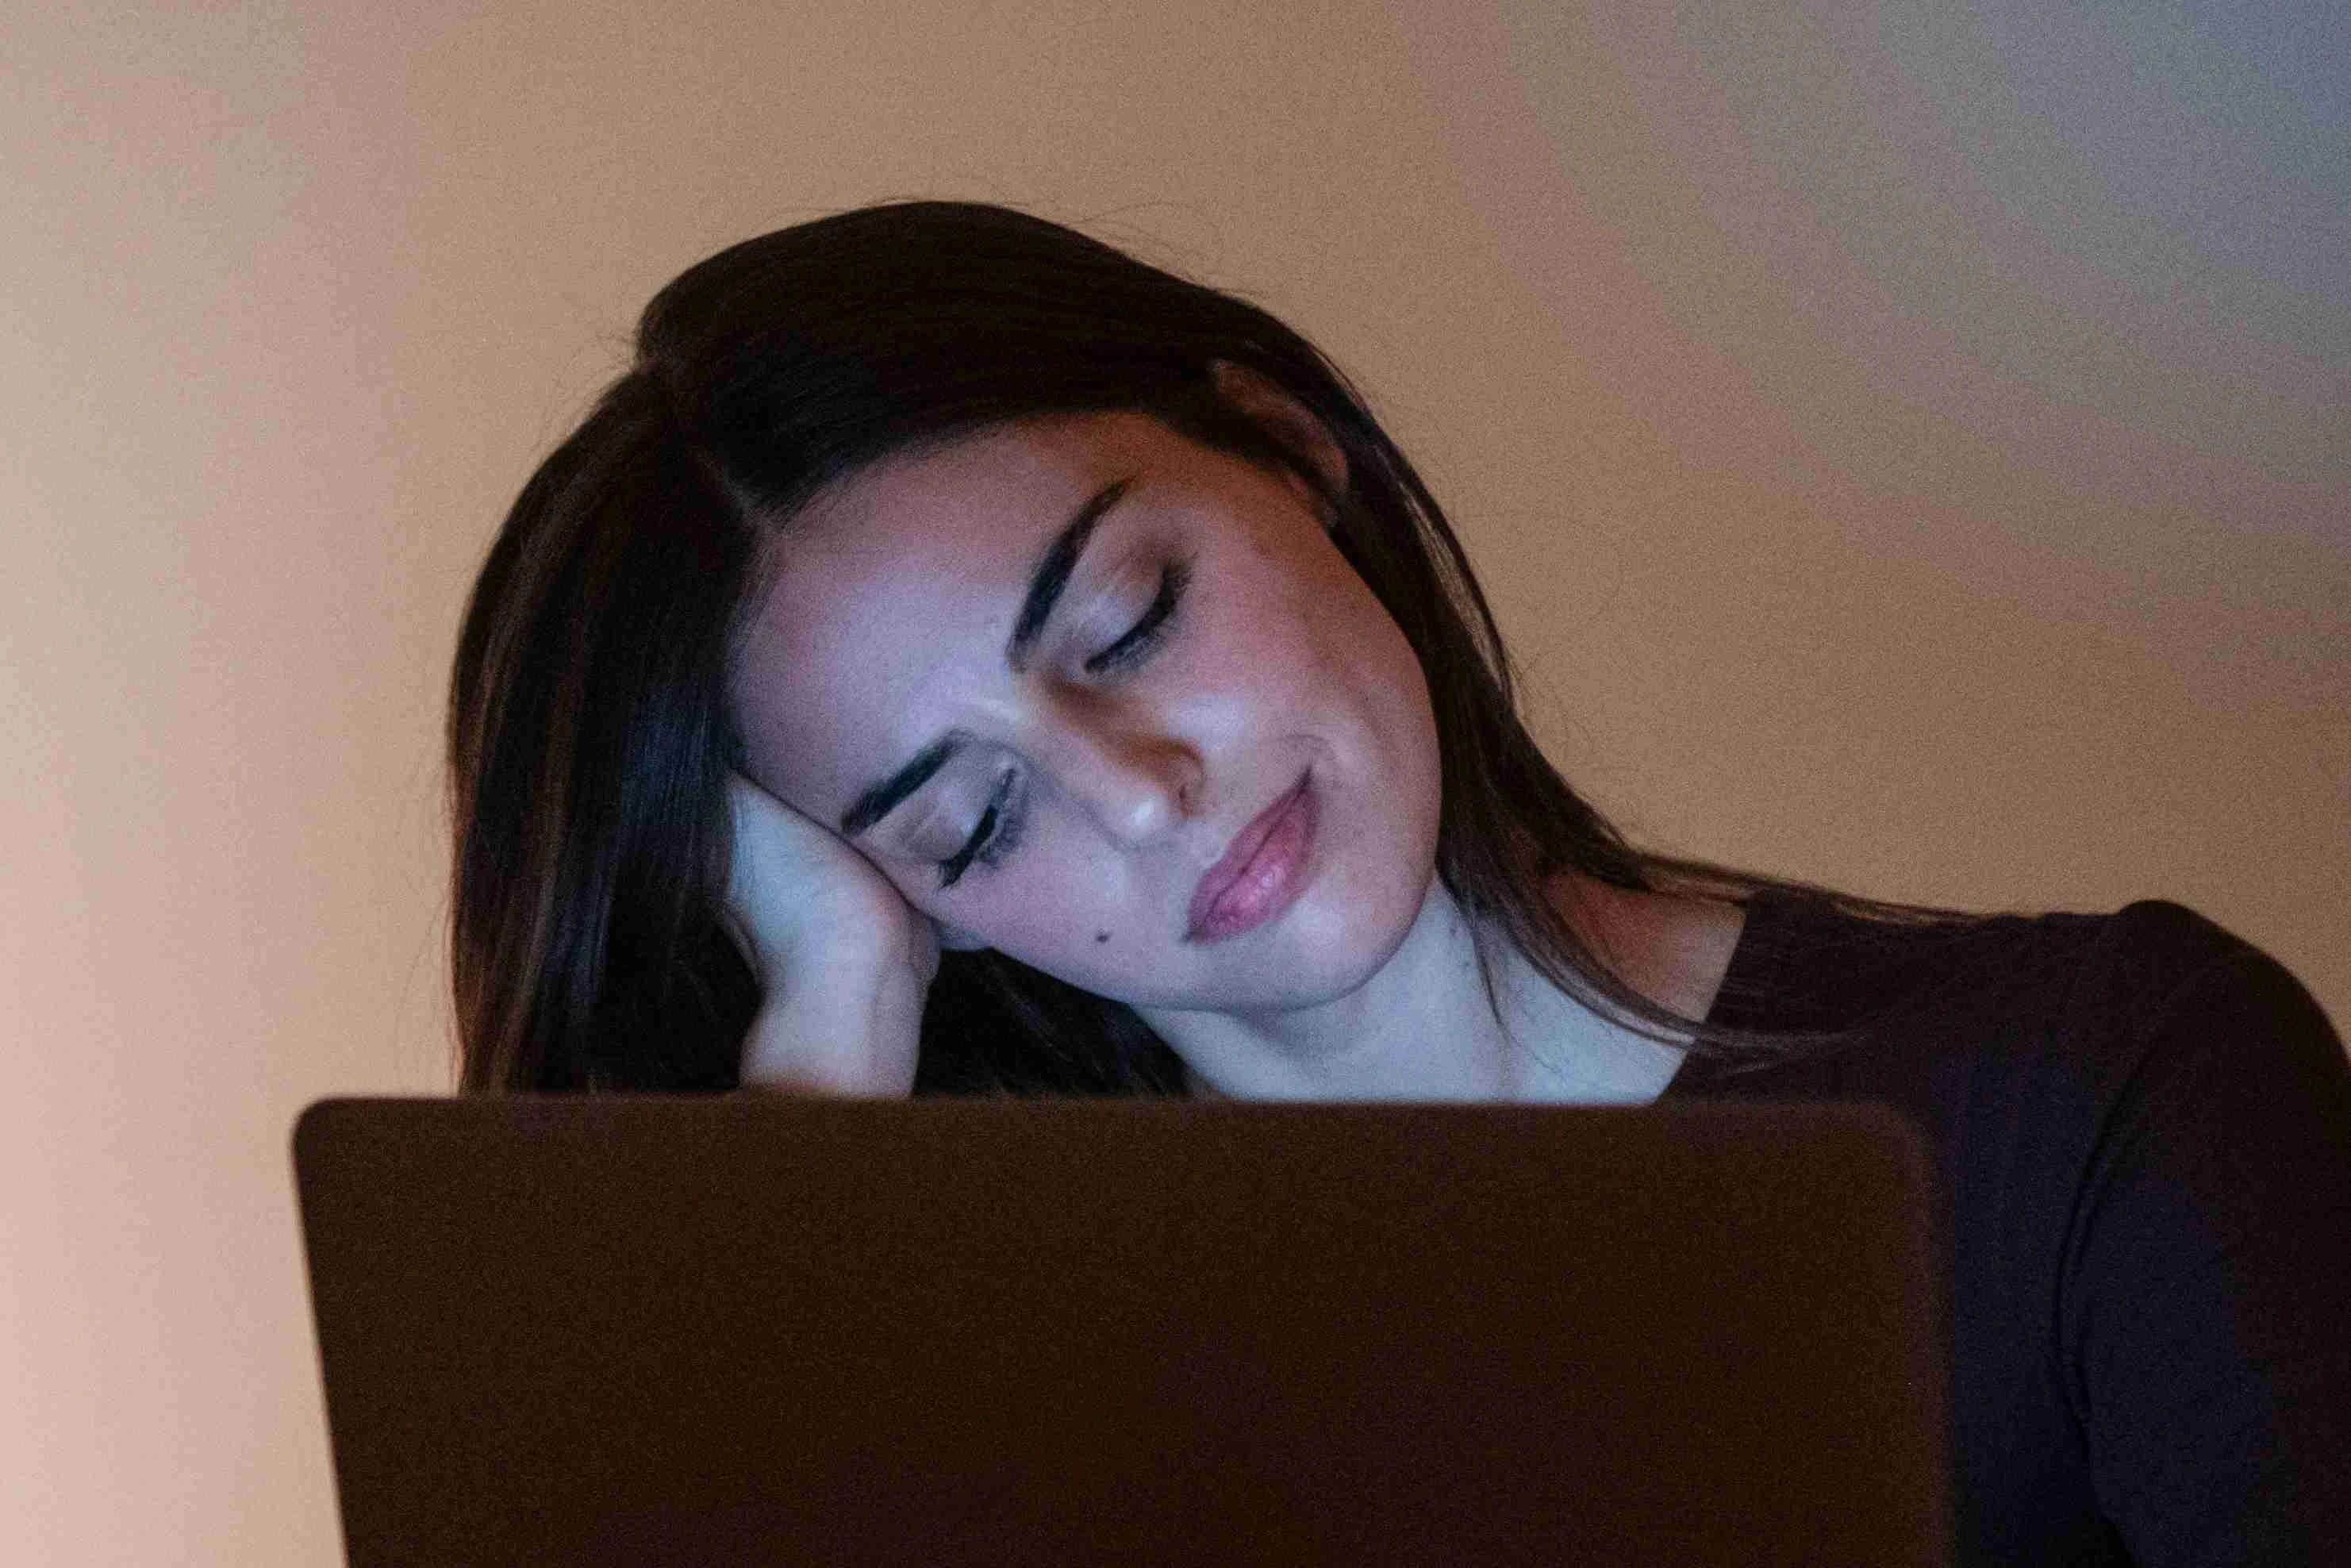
723,771,939,1094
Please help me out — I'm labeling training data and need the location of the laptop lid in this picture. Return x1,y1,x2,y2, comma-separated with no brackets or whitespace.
293,1097,1952,1566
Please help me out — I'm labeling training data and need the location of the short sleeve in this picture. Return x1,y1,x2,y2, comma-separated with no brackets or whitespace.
2061,913,2351,1566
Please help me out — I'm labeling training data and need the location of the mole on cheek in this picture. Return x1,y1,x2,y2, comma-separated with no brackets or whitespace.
1096,930,1110,943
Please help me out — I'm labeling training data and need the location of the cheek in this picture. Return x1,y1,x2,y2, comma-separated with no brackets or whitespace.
951,840,1153,978
1186,566,1336,710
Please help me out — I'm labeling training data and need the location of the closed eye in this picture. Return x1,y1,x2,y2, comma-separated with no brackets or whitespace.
938,557,1194,889
1085,559,1191,676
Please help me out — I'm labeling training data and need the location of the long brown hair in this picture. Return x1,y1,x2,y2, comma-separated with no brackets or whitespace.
448,200,1995,1095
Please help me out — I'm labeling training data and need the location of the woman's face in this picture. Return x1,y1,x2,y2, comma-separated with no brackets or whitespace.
729,407,1442,1020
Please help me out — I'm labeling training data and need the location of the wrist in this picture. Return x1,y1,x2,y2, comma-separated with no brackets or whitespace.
736,940,929,1097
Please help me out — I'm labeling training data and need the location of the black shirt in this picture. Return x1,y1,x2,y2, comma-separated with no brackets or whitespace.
1665,894,2351,1566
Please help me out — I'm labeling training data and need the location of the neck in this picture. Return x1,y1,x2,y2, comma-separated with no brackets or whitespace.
1154,873,1741,1105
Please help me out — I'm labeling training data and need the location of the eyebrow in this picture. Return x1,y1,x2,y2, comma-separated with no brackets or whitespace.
839,475,1137,839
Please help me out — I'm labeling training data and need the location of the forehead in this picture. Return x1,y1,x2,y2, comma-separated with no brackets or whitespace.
728,413,1174,811
793,413,1141,578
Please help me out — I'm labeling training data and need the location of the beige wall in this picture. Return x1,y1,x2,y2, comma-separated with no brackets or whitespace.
5,2,2342,1559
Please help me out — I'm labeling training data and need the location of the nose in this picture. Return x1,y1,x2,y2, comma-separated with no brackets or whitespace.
1024,690,1202,846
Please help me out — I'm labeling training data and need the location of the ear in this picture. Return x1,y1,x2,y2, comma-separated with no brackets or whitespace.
1208,360,1350,503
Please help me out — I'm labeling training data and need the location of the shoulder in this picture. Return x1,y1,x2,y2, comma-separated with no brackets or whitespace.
2008,897,2345,1096
2059,901,2350,1144
1796,894,2349,1170
1710,892,2344,1097
2063,897,2299,1009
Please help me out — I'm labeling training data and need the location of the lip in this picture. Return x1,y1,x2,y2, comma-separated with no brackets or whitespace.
1185,768,1317,945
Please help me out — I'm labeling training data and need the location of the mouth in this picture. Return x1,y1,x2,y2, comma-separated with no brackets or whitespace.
1185,767,1318,945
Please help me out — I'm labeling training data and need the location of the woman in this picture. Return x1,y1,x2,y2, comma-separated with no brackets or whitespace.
448,202,2349,1562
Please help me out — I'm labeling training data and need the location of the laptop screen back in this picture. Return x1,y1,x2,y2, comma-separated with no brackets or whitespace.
294,1097,1952,1566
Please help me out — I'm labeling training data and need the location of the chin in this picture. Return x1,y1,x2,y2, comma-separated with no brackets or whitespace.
1270,854,1435,1003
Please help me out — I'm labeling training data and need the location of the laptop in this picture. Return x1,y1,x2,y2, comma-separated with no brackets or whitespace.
293,1097,1953,1565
